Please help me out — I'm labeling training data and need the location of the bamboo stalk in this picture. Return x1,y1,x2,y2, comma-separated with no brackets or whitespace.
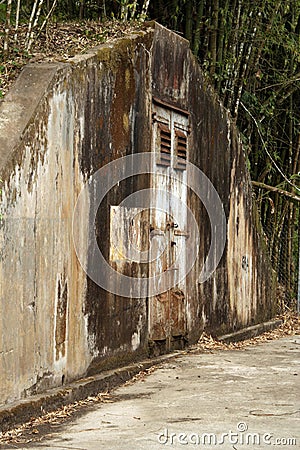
14,0,21,44
209,0,219,76
233,10,259,118
3,0,12,58
130,0,138,20
140,0,151,21
120,0,129,21
36,0,58,38
25,0,39,50
185,0,193,43
193,0,204,56
27,0,44,51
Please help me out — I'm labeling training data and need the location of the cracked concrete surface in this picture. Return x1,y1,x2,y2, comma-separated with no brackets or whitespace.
16,336,300,449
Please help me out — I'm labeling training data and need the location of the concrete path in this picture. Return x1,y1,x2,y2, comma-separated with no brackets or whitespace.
19,336,300,449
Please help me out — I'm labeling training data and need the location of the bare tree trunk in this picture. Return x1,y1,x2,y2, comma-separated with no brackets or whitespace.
3,0,12,59
185,0,193,43
202,1,211,61
193,0,204,56
130,0,138,20
233,10,259,118
270,199,289,271
224,0,241,108
27,0,44,52
140,0,151,21
251,0,283,88
25,0,39,49
14,0,21,44
292,133,300,176
37,0,58,37
216,0,230,92
209,0,219,76
227,0,252,114
79,0,85,19
170,0,179,29
283,201,295,298
102,0,106,18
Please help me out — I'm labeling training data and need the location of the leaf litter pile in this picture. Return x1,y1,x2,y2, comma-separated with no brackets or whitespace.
0,19,143,98
0,368,157,446
0,313,299,446
196,312,300,352
0,391,112,446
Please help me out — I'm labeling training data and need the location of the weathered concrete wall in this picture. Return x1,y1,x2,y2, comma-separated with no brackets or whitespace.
151,25,275,338
0,30,153,405
185,42,276,335
0,23,275,406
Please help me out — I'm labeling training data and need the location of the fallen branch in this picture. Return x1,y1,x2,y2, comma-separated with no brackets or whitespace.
252,180,300,202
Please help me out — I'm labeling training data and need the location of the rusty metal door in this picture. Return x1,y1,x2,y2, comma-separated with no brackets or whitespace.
148,99,189,355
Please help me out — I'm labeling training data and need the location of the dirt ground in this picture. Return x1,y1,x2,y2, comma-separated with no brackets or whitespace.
0,20,143,97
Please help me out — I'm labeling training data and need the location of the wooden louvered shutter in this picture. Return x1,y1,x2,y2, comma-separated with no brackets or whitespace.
157,123,171,167
175,129,187,170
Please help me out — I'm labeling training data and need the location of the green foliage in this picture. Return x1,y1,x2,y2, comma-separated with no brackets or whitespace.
0,3,6,23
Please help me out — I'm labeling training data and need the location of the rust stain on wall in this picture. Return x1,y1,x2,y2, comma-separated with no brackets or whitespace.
55,274,68,361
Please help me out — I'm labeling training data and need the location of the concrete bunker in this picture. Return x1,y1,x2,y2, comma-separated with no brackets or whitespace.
0,22,276,406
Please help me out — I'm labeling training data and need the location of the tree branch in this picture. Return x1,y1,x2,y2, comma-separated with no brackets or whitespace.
252,180,300,202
